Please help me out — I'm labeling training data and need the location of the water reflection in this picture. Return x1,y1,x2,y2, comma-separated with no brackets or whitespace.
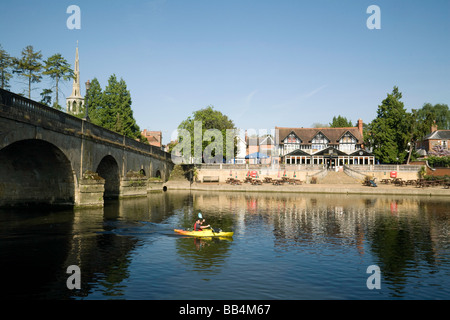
190,191,450,298
175,237,233,277
1,191,449,299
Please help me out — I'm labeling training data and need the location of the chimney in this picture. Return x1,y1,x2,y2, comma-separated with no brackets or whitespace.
431,121,438,133
357,119,363,136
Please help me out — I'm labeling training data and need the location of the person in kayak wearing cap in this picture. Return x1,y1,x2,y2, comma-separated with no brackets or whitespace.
194,213,210,231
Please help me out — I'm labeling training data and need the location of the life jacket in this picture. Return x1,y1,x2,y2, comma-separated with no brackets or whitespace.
194,222,202,231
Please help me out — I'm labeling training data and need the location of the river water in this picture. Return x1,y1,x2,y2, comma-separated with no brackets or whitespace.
1,190,449,300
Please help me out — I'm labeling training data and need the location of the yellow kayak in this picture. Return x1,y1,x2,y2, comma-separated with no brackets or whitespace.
174,229,234,238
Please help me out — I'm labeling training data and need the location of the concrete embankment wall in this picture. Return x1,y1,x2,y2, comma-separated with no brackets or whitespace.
345,166,420,182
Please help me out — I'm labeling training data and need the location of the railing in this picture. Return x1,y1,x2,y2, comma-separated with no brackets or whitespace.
195,163,326,171
344,165,368,181
0,88,84,128
0,88,172,161
347,164,421,172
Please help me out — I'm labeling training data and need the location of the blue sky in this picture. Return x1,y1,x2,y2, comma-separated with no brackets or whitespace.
1,0,449,144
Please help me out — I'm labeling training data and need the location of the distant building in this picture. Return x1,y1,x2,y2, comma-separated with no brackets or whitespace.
243,131,276,164
233,135,247,164
416,122,450,156
141,130,162,148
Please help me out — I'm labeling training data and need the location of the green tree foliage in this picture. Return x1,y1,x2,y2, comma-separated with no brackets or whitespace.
43,53,74,109
81,76,143,141
99,74,141,140
39,88,52,106
83,77,103,123
405,108,435,163
13,45,43,99
329,115,353,128
427,155,450,168
177,105,237,162
366,86,410,164
0,44,13,89
417,103,450,130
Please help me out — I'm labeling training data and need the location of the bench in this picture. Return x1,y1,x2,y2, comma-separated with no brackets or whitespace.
272,179,284,185
203,176,219,183
251,179,263,185
289,179,302,185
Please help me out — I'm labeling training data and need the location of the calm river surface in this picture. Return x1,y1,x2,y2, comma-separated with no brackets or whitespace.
1,190,449,300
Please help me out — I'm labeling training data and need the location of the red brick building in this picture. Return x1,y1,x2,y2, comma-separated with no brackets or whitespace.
141,130,162,148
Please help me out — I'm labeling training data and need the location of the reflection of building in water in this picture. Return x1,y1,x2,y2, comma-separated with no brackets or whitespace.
189,191,449,263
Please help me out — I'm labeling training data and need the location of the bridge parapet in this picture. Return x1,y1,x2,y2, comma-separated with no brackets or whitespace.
0,88,172,161
0,87,83,130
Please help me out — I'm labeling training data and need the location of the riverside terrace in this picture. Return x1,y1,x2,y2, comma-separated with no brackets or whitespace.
164,163,450,197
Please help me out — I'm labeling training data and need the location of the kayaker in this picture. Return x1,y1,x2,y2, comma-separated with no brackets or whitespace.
194,213,210,231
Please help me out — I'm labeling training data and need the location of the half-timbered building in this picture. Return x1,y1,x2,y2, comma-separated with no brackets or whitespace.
276,119,375,166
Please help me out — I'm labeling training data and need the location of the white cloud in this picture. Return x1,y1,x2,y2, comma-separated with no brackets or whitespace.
303,85,327,98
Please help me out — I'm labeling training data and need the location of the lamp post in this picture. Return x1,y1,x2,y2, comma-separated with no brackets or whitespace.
84,79,90,121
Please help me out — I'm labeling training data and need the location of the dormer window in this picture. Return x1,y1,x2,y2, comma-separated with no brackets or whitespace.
339,132,357,152
282,133,301,155
284,133,301,144
311,132,329,151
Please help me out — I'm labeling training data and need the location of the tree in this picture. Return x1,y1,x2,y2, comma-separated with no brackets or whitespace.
83,77,103,123
0,44,13,89
329,115,353,128
39,88,53,106
13,45,43,99
417,103,450,130
366,86,410,164
43,53,74,109
311,122,329,128
405,108,434,164
177,105,237,163
101,74,141,139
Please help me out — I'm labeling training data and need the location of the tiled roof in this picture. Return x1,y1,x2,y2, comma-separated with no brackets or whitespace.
275,126,363,145
423,130,450,140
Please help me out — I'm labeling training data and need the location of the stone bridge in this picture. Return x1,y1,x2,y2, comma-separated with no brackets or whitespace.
0,88,174,208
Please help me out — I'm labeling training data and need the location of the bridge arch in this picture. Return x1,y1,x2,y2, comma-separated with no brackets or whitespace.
96,155,120,199
0,139,75,207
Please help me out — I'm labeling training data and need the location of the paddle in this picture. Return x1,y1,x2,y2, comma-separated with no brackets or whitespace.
204,224,215,235
206,225,222,234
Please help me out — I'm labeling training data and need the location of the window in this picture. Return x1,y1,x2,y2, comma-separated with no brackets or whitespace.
339,133,356,152
312,133,328,151
284,133,300,144
283,133,301,155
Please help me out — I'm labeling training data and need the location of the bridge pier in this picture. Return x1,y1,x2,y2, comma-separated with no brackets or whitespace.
75,171,152,208
75,171,105,208
119,171,149,199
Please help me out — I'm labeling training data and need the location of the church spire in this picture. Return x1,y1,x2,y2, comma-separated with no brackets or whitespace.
66,41,84,115
71,40,81,98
